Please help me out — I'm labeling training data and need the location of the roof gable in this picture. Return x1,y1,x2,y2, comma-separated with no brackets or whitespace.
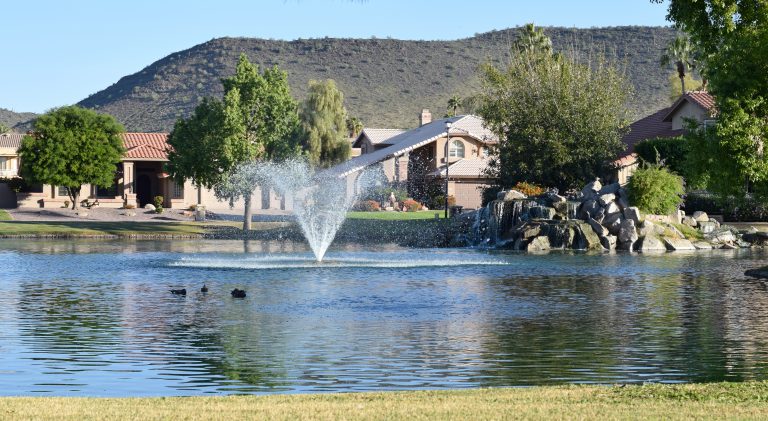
121,132,170,160
662,91,715,122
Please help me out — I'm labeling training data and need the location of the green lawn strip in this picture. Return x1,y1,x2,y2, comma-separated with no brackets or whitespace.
1,383,767,420
0,209,11,221
347,211,446,220
0,221,205,237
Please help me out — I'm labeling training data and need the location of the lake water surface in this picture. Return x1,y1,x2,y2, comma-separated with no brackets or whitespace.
1,239,767,396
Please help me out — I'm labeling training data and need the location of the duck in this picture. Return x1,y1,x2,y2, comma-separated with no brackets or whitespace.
170,288,187,295
201,284,209,293
231,288,246,298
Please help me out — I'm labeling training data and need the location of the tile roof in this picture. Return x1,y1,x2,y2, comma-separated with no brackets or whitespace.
357,128,406,146
0,133,24,149
431,158,490,178
663,90,716,122
328,115,497,178
619,108,684,161
121,132,170,161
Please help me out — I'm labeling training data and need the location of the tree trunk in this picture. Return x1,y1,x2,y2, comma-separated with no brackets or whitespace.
69,187,81,210
243,196,252,232
197,183,202,205
677,61,686,94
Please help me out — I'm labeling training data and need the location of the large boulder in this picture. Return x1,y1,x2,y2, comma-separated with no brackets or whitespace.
635,234,667,252
745,266,768,279
598,182,620,195
693,241,713,250
681,215,698,227
637,220,657,237
604,202,621,216
742,230,768,246
144,204,156,211
603,212,624,235
582,179,602,196
545,223,577,249
600,234,617,251
663,238,696,251
598,193,616,206
698,221,718,234
498,190,527,201
692,211,709,222
527,236,551,252
618,219,639,244
578,199,600,220
587,217,607,237
706,227,737,244
623,207,641,224
529,206,557,220
616,195,630,211
573,221,605,250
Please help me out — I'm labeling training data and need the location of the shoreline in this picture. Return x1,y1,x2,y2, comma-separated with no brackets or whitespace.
0,382,766,420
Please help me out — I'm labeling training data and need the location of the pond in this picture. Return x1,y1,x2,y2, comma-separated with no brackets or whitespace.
1,239,767,396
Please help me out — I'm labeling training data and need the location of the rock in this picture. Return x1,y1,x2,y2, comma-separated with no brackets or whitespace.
498,190,527,201
742,231,768,246
604,202,621,216
746,226,759,234
144,204,156,211
709,218,721,228
587,218,607,237
385,206,394,211
737,239,752,248
598,183,620,195
693,241,713,250
598,193,616,206
663,237,696,251
623,207,641,224
422,206,429,211
573,221,604,250
665,224,686,239
604,214,625,236
692,211,709,222
706,228,737,244
123,211,137,217
593,207,606,223
616,195,630,210
582,179,602,196
529,206,557,220
721,243,738,250
745,266,768,279
618,219,638,244
617,240,635,251
638,220,656,237
635,234,667,252
547,193,567,203
579,199,600,220
527,236,550,252
553,201,569,218
698,221,718,234
682,216,698,227
616,187,628,199
544,223,577,249
520,224,542,239
600,234,617,251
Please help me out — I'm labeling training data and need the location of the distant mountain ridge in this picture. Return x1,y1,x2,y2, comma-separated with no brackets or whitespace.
0,108,36,132
17,26,679,132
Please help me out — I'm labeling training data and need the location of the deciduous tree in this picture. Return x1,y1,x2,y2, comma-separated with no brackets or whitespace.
298,79,351,168
18,106,124,209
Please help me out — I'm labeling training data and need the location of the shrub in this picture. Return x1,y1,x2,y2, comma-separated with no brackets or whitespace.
0,177,30,193
353,200,381,211
627,166,685,215
63,200,70,208
402,198,422,212
153,195,164,214
481,186,503,206
634,136,690,177
362,186,408,204
512,181,545,197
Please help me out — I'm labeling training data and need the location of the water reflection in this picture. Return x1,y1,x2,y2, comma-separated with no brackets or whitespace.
1,239,768,396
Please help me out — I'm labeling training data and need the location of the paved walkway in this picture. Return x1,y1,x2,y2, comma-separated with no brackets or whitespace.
6,207,294,223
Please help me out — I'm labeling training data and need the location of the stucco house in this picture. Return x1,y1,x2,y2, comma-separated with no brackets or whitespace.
332,109,498,209
615,90,716,184
1,132,285,211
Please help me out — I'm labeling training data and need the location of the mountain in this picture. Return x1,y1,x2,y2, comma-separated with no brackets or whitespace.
78,26,677,132
0,108,37,132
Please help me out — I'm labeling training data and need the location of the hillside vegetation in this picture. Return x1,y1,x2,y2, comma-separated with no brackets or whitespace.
30,27,674,132
0,108,37,131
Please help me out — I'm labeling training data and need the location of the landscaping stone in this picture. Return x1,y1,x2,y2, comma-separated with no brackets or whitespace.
600,234,617,251
666,224,685,239
618,219,638,244
579,199,600,219
527,236,550,252
587,217,607,237
635,234,667,252
499,190,527,201
545,223,577,249
573,221,604,250
682,216,698,227
698,221,718,234
742,231,768,246
604,214,625,236
637,220,656,237
529,206,556,220
693,241,713,250
692,211,709,222
745,266,768,279
582,179,602,195
598,182,620,195
546,192,567,203
616,195,630,210
598,193,616,206
623,207,641,224
706,228,737,244
663,237,696,251
520,224,541,239
604,202,621,216
721,243,738,249
144,204,156,211
593,207,606,223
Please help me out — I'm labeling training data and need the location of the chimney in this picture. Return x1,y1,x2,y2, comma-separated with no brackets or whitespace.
419,109,432,126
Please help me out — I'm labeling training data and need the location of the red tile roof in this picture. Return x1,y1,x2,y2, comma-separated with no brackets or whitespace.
662,90,716,122
121,132,170,161
618,108,684,160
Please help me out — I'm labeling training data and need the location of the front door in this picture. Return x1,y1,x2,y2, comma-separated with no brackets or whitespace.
136,174,152,207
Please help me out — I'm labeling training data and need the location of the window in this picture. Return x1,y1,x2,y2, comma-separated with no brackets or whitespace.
0,157,8,170
172,182,184,199
57,186,69,197
448,140,465,158
96,182,118,198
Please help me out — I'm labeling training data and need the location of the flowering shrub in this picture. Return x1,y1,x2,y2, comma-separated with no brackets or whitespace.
403,198,422,212
353,200,381,211
512,181,545,197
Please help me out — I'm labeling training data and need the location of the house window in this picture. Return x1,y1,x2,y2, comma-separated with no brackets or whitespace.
172,182,184,199
96,182,119,198
448,140,465,158
0,157,8,170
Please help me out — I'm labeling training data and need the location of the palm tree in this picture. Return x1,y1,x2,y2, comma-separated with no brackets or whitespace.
447,95,462,117
661,36,697,94
345,116,363,138
514,23,553,56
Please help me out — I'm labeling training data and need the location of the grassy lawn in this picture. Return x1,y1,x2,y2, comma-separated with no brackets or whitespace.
0,209,11,221
1,382,767,420
0,221,205,237
347,211,446,220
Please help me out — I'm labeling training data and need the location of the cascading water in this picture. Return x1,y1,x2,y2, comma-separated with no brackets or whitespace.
252,160,369,262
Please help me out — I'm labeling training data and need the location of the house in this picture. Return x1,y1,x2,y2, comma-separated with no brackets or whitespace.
351,128,407,183
0,133,22,178
332,109,498,209
616,91,716,184
3,132,285,211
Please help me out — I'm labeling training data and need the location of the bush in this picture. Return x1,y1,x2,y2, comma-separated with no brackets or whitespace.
153,195,164,214
634,136,690,177
627,166,685,215
0,177,30,193
402,198,422,212
353,200,381,211
362,185,408,204
512,181,545,197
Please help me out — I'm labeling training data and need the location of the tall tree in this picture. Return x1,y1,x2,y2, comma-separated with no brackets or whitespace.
660,35,698,94
478,24,630,191
298,79,351,168
659,0,768,202
447,95,462,117
18,106,124,210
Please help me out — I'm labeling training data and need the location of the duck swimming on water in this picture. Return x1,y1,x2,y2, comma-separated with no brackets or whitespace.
231,288,246,298
201,284,208,293
170,288,187,295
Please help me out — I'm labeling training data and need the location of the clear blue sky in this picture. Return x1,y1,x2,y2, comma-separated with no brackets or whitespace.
1,0,670,113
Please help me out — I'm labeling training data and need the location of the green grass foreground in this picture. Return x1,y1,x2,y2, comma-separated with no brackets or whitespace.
0,220,205,237
1,383,768,420
0,209,11,221
347,210,446,220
